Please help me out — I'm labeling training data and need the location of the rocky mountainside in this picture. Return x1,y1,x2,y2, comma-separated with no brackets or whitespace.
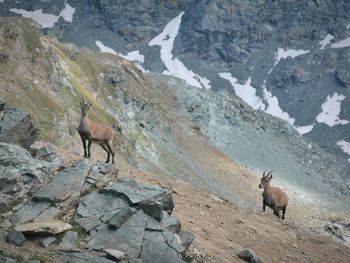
0,16,350,262
1,0,349,161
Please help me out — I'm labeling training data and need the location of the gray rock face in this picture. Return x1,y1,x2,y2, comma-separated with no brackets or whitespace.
58,231,78,251
0,107,38,148
33,144,64,170
34,159,91,203
91,0,191,49
0,143,55,203
6,231,25,246
108,207,135,229
176,230,195,250
103,177,170,205
74,178,193,262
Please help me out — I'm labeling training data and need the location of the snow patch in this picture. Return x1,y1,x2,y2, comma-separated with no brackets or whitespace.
95,41,117,55
316,93,349,127
331,37,350,49
95,41,146,71
219,73,264,110
10,3,75,28
337,140,350,162
149,12,211,89
59,3,75,22
319,34,334,49
262,87,295,126
275,48,310,64
119,50,144,64
294,124,314,135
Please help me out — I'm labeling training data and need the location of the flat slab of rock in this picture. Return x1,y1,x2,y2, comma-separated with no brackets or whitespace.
15,220,72,235
88,210,147,258
140,231,185,263
10,201,51,226
59,231,78,251
34,159,91,203
103,178,168,205
75,192,127,232
60,252,115,263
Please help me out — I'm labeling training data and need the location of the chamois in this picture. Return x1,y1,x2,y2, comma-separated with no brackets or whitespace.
259,171,288,220
78,98,115,164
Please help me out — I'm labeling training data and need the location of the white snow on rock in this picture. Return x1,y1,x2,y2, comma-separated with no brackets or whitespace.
294,124,315,135
95,41,146,71
275,48,310,64
262,87,296,126
149,12,211,89
319,34,334,49
331,37,350,49
219,73,264,110
316,93,349,127
95,40,117,55
337,140,350,162
10,3,75,28
219,75,316,134
59,3,75,22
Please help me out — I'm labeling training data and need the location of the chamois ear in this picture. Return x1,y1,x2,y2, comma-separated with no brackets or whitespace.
263,170,266,177
269,174,273,180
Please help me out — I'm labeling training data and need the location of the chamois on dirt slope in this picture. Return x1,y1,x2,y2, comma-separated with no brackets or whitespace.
259,171,288,220
77,98,115,164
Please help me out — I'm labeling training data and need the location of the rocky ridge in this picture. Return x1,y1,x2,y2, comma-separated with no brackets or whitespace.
0,138,194,262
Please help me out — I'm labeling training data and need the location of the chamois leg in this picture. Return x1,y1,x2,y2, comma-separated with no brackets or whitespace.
81,137,87,158
100,143,110,163
106,140,115,164
263,202,266,212
87,140,92,158
282,205,287,220
273,208,280,218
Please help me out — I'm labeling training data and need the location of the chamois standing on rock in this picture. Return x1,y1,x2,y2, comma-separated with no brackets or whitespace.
78,98,115,164
259,171,288,220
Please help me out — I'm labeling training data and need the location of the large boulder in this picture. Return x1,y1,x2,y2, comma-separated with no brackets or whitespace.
0,142,55,201
0,106,38,148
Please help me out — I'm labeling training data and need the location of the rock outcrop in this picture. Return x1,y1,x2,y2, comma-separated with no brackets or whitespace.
1,147,193,262
0,103,38,148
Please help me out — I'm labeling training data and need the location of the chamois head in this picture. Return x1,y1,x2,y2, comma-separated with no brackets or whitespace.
80,98,92,116
259,171,273,189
